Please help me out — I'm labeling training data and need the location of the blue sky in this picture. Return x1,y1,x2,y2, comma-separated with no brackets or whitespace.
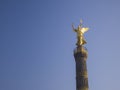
1,0,120,90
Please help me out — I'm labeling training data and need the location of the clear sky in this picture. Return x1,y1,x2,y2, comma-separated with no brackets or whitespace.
1,0,120,90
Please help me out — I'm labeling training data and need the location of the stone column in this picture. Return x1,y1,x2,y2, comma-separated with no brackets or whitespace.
74,46,89,90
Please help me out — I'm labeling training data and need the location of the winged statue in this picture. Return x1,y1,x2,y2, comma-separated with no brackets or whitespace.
72,20,89,46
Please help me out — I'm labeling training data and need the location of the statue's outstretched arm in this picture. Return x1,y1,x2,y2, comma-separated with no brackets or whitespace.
72,23,75,30
72,24,77,32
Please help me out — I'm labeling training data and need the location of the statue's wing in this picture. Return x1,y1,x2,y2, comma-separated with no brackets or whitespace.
81,28,89,33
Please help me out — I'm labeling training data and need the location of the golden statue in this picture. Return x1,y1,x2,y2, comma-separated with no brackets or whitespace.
72,20,89,46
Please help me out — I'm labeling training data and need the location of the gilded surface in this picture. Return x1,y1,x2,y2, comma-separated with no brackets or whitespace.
72,20,89,46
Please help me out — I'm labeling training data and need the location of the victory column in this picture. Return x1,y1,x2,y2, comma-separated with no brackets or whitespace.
73,20,89,90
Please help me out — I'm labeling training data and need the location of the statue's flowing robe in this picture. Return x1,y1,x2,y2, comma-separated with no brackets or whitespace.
74,28,88,45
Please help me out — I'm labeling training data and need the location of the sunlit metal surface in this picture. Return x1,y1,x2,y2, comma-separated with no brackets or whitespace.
72,20,89,46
